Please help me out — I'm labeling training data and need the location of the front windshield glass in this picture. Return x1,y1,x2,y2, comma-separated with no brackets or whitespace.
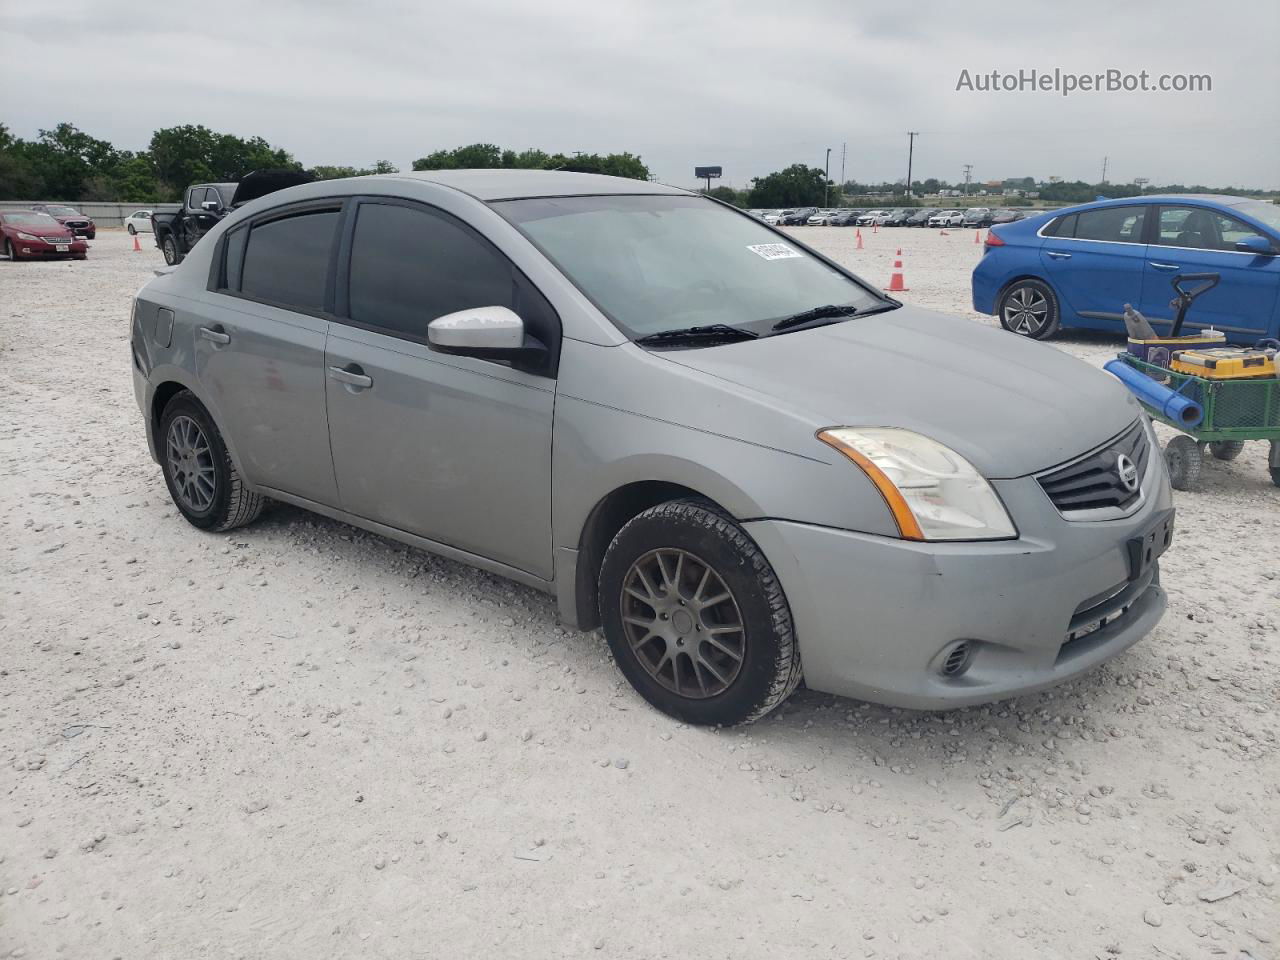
497,194,884,339
1232,199,1280,232
3,212,59,226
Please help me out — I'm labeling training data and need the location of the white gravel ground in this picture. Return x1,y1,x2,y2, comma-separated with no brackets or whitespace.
1,227,1277,959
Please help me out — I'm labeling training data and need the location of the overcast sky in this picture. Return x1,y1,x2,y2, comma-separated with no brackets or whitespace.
3,0,1277,190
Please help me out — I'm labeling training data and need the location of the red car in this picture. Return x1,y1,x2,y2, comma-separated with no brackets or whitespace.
30,203,96,238
1,211,88,260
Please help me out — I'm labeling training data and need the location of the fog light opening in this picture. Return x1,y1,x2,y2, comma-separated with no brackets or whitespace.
939,641,973,678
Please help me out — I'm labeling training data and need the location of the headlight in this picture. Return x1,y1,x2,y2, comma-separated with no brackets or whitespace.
16,232,39,242
818,427,1017,541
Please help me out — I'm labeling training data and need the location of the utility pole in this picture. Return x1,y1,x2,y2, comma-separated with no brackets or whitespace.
906,132,918,198
840,142,846,193
962,163,973,195
1100,156,1108,184
824,148,832,207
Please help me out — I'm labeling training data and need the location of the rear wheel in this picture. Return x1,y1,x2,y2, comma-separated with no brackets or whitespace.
599,500,801,726
1165,435,1203,491
998,279,1060,340
1209,440,1245,461
159,391,265,531
127,223,137,235
161,234,183,266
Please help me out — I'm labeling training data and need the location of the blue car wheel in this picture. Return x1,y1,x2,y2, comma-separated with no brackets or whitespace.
998,278,1060,340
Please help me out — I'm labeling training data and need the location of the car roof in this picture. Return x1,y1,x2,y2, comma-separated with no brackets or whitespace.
379,169,688,201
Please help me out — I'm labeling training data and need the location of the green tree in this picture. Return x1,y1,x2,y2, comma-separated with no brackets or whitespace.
412,143,649,180
149,124,300,194
23,122,119,199
747,164,830,207
0,124,44,199
703,185,744,207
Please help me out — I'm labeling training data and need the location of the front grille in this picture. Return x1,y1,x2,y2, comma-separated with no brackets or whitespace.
1038,420,1149,515
66,220,89,228
39,236,70,243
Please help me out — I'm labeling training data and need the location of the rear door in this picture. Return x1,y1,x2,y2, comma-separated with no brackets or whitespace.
1038,205,1148,329
195,202,343,504
323,198,557,579
1139,204,1280,339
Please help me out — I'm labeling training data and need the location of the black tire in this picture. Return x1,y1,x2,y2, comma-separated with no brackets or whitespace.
1270,441,1280,488
4,238,16,261
127,223,137,235
158,391,265,531
998,278,1060,340
1164,435,1203,491
599,499,801,726
1209,440,1245,461
161,233,183,266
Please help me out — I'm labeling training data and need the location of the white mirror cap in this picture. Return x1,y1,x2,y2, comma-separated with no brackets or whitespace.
427,306,524,349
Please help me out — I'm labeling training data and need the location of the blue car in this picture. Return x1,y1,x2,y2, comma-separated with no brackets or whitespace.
972,195,1280,344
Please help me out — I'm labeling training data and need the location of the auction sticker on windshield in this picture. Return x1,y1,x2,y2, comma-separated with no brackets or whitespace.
747,243,802,261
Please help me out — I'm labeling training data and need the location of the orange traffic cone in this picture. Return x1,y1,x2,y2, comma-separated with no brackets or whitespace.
884,249,908,292
974,229,981,244
939,229,949,236
133,233,142,252
855,228,863,250
873,222,879,234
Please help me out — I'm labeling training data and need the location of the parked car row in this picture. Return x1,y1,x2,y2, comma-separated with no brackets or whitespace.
0,210,89,261
747,206,1037,229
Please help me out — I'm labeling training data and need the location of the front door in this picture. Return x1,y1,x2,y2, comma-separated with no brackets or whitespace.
323,198,557,579
1140,204,1280,340
195,206,343,504
1039,204,1148,330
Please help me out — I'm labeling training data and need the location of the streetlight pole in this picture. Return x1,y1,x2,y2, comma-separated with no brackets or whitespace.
906,132,918,198
824,148,832,207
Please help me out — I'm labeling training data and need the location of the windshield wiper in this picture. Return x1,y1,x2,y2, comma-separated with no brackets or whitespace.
771,304,860,332
634,324,759,347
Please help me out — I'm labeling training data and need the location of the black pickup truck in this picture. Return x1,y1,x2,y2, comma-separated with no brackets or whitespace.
151,170,312,265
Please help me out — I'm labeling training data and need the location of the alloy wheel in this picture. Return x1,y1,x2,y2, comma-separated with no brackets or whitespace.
619,548,745,699
166,415,217,512
1003,286,1049,335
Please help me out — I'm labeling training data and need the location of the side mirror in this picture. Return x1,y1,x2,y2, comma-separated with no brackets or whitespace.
201,200,220,212
427,306,548,371
1235,234,1275,255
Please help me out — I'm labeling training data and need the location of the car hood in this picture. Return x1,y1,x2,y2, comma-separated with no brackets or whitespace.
8,222,72,237
660,306,1138,479
49,214,89,223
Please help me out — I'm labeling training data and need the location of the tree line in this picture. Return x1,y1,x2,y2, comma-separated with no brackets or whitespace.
0,123,652,202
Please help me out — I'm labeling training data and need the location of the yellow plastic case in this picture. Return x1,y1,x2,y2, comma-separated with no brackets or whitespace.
1169,347,1277,380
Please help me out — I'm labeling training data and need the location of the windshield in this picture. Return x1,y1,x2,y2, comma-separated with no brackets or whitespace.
3,212,59,226
1232,199,1280,232
497,194,885,339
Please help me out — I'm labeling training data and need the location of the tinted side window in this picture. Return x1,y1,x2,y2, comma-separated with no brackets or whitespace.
1157,205,1265,251
1047,213,1077,237
1074,207,1145,243
221,225,248,291
240,209,339,312
346,202,519,338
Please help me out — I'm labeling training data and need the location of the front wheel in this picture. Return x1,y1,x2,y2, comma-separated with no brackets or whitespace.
599,500,801,726
998,278,1060,340
4,238,17,261
1165,435,1203,491
159,391,265,531
161,234,183,266
127,223,137,235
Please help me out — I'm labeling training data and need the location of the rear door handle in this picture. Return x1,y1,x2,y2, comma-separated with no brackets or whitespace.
1149,262,1180,271
199,326,230,345
1045,251,1072,260
328,364,373,389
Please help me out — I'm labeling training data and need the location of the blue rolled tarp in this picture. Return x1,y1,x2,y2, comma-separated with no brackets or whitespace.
1104,359,1204,428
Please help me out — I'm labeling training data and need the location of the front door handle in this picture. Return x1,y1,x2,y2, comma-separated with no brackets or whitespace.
328,364,373,389
1149,262,1180,271
1045,251,1072,260
199,326,230,345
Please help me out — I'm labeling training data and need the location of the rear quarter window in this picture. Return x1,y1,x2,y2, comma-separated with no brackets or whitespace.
239,209,340,312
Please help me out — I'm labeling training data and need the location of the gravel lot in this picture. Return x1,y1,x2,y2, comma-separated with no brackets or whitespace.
2,226,1277,959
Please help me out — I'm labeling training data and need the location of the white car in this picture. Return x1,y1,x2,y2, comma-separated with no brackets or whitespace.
856,209,887,227
928,210,963,228
764,209,791,226
807,210,837,225
124,210,154,235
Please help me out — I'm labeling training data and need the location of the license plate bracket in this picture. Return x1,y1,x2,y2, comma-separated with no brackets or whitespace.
1126,508,1174,582
56,244,69,252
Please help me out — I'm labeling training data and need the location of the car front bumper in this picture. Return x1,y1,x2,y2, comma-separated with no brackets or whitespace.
744,455,1173,709
10,236,88,257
